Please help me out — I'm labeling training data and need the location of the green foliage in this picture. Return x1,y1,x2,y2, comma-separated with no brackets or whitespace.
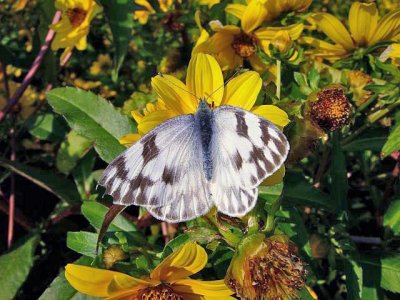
384,199,400,235
99,0,135,80
0,235,40,300
0,157,80,205
26,113,68,142
47,87,135,163
67,232,98,257
56,131,93,174
39,256,96,300
1,0,400,298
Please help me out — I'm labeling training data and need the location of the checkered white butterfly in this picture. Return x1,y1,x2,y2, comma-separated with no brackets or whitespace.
99,98,289,223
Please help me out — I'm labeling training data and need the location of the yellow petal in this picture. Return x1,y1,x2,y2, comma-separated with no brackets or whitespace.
248,54,268,72
241,0,268,33
225,4,246,20
312,13,355,50
255,23,304,41
151,75,196,114
64,264,147,297
119,133,142,146
221,71,262,110
137,109,177,134
261,165,285,186
150,242,207,282
251,105,290,128
299,36,349,61
172,279,234,297
348,2,378,46
186,54,224,106
369,10,400,45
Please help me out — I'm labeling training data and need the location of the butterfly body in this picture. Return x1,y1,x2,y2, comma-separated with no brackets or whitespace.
99,101,289,222
195,99,214,180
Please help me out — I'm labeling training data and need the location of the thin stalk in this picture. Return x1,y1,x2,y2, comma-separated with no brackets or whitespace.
342,101,400,145
276,59,281,99
0,11,61,123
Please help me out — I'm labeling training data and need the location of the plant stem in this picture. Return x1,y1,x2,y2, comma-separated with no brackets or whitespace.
0,11,61,123
276,59,281,99
342,101,400,145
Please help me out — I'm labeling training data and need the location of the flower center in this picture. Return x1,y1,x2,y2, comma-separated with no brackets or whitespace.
231,32,257,58
138,284,183,300
245,240,307,299
66,8,87,27
310,87,352,132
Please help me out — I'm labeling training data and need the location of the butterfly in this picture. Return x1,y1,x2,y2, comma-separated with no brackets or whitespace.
99,99,289,223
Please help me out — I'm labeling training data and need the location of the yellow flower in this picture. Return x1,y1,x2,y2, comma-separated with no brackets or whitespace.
65,242,234,299
380,43,400,65
0,80,43,119
225,234,307,300
197,0,220,9
206,19,303,71
226,0,312,26
90,54,112,76
51,0,103,61
134,0,174,24
121,53,289,185
301,1,400,61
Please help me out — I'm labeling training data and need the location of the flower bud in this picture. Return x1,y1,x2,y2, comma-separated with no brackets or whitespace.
272,30,293,54
225,234,307,300
103,244,127,269
308,85,352,132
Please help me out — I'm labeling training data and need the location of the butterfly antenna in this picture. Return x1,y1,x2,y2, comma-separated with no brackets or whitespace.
205,67,243,102
158,72,199,99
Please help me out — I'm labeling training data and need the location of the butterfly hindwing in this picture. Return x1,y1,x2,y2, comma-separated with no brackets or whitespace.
210,105,289,217
99,114,212,221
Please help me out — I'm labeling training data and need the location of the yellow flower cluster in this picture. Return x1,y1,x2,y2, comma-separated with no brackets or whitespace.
66,242,234,299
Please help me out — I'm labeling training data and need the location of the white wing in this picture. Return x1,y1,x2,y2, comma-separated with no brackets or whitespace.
99,114,212,222
210,106,289,217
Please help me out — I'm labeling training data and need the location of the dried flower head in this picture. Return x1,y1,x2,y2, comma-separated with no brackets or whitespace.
226,234,307,300
103,244,127,269
310,86,352,132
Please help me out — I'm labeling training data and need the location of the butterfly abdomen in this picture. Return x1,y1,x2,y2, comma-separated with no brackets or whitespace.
195,100,214,181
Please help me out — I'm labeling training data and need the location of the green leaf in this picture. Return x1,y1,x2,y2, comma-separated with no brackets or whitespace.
342,129,387,152
356,254,400,293
283,171,335,212
67,232,98,257
39,256,96,300
72,151,97,199
26,113,68,142
344,258,363,300
381,122,400,157
0,44,17,66
99,0,135,80
56,131,93,174
0,157,80,205
277,208,312,258
331,133,348,214
161,234,190,259
81,201,137,232
383,198,400,235
47,87,135,163
296,287,317,300
37,0,58,85
0,235,40,300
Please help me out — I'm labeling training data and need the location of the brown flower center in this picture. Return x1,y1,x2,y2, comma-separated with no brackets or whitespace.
138,284,183,300
310,87,352,132
229,240,307,300
231,33,257,58
66,8,87,27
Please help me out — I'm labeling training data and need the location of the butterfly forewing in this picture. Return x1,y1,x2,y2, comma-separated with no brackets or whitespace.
210,106,289,217
99,114,212,221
